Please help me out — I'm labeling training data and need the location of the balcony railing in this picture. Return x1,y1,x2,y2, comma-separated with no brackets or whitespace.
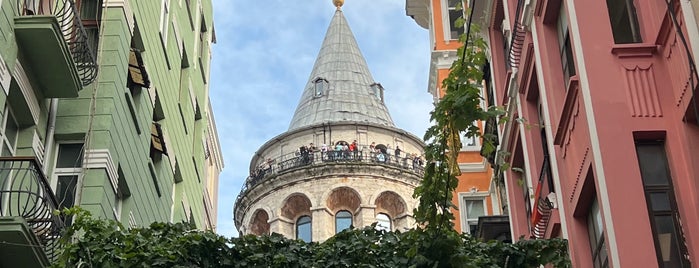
531,155,555,239
17,0,98,86
237,149,425,200
0,157,66,261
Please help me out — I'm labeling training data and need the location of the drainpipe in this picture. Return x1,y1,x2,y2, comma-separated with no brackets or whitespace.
42,98,58,174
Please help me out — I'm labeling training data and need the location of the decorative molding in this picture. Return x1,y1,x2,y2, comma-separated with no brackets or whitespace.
520,43,536,96
12,60,40,124
621,64,662,117
458,159,487,173
84,149,119,194
32,130,45,165
0,55,10,93
553,76,579,147
664,32,692,107
569,147,589,203
310,206,333,216
129,211,137,228
611,43,658,58
104,0,134,35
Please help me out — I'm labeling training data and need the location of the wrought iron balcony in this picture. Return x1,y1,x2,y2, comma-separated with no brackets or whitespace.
531,155,555,239
237,149,425,200
15,0,98,97
0,157,65,265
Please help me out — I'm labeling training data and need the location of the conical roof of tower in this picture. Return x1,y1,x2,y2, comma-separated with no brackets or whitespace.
288,9,395,131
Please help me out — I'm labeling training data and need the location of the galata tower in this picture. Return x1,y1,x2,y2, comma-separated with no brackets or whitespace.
233,1,425,242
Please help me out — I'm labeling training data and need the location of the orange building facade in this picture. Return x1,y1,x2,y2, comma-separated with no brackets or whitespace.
407,0,502,236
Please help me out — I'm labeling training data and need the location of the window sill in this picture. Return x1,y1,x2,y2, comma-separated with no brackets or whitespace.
610,43,658,58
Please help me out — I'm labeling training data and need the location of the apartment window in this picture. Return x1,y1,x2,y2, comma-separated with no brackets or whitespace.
0,105,18,156
296,215,312,242
160,0,171,44
460,122,479,151
537,103,555,192
376,213,391,231
447,0,465,40
606,0,641,44
150,122,168,157
54,143,84,209
587,198,609,268
128,48,151,88
335,210,352,233
314,78,328,97
460,195,487,234
370,83,384,102
635,142,690,267
557,4,576,85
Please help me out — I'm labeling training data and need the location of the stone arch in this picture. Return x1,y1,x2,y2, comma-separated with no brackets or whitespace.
374,191,407,217
280,193,313,220
325,186,362,213
248,209,270,235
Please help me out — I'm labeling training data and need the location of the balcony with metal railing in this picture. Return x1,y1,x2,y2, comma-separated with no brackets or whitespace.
530,155,556,239
0,157,66,267
236,148,425,204
14,0,98,98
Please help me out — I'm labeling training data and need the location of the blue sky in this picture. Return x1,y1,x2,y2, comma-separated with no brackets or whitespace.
209,0,434,238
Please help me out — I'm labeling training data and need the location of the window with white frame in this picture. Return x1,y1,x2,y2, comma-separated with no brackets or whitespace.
460,194,487,235
160,0,171,44
53,143,84,210
587,197,609,268
460,121,480,151
0,104,18,156
447,0,465,40
557,3,576,85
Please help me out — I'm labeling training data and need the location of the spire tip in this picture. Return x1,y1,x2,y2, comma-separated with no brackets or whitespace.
333,0,344,10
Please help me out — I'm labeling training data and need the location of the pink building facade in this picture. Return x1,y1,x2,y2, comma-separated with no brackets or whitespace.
470,0,699,267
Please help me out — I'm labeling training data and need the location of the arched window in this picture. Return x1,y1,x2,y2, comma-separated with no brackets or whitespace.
376,213,391,231
335,210,352,234
376,213,393,232
296,216,312,242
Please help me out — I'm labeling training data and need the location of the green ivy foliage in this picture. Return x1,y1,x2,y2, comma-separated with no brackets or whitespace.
54,209,569,267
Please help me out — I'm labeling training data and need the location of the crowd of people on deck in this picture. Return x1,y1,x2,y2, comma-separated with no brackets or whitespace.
249,140,425,181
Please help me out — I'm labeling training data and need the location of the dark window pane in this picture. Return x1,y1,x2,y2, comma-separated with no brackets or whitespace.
57,144,84,168
653,215,683,267
4,115,17,147
335,210,352,233
448,0,460,7
649,192,672,212
562,33,576,81
296,216,312,242
449,9,464,39
636,144,670,186
605,0,641,43
57,175,78,209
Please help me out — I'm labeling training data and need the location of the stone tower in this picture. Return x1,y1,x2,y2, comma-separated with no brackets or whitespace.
233,2,425,242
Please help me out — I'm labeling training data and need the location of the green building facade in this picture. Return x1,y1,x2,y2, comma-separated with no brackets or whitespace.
0,0,222,266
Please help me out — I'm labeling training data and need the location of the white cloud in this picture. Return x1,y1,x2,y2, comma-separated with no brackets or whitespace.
210,0,432,238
